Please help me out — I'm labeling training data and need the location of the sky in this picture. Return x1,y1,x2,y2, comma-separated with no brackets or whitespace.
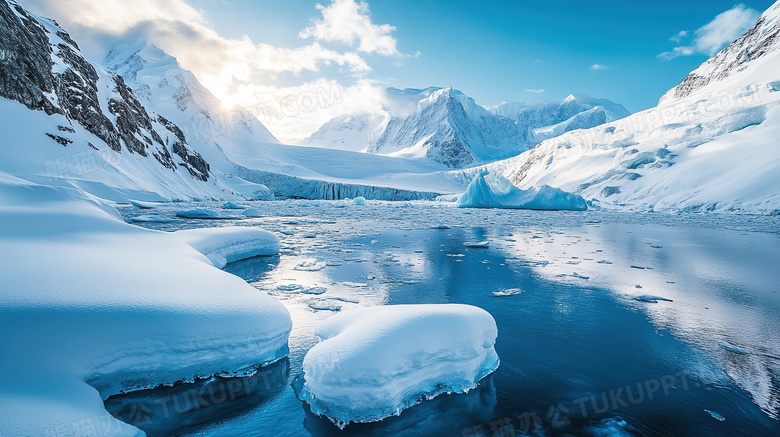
20,0,775,143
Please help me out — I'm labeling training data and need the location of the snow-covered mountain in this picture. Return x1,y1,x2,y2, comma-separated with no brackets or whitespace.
366,87,530,167
481,1,780,214
486,94,630,143
0,0,280,201
660,1,780,103
100,46,465,199
103,42,280,158
301,89,629,168
298,112,385,152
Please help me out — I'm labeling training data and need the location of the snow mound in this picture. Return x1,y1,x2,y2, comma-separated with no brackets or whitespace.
456,171,587,211
0,172,291,436
176,227,280,269
299,304,499,427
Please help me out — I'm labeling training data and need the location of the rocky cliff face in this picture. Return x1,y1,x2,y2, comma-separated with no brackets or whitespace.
0,0,210,181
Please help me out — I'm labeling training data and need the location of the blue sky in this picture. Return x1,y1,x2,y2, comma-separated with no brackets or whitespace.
24,0,775,141
192,0,774,112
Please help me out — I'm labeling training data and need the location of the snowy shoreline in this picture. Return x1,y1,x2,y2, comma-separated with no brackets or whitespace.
0,172,292,436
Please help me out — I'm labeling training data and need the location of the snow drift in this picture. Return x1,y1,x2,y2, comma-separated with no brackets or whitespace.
455,171,587,211
0,171,291,436
299,304,499,427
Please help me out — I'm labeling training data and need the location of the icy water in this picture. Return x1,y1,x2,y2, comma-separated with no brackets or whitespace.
108,201,780,436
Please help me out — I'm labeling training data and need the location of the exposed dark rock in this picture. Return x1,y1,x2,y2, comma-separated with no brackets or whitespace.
0,0,212,183
0,1,60,114
664,11,780,100
46,132,72,146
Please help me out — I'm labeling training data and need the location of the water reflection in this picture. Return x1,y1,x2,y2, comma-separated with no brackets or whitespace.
105,359,289,437
223,255,281,284
300,377,497,436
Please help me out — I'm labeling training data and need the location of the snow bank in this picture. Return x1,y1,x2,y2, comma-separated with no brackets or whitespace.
299,304,499,427
0,172,291,436
456,171,587,211
177,226,280,269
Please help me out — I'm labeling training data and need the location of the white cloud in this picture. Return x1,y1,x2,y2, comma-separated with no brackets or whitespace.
299,0,399,56
669,30,689,43
525,88,545,94
228,79,389,143
21,0,405,142
659,4,760,61
589,64,608,71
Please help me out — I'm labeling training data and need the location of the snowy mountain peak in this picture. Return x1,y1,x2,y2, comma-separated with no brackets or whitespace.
365,86,529,167
0,0,214,187
301,87,629,167
102,41,279,150
661,0,780,102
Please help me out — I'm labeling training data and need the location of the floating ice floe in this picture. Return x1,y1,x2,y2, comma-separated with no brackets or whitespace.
295,258,327,271
129,200,161,209
277,284,305,292
222,202,248,210
465,241,490,248
456,171,587,211
706,409,726,421
308,300,343,312
176,227,280,269
242,208,261,217
176,209,229,219
299,304,499,427
634,295,674,303
492,288,524,297
130,214,175,223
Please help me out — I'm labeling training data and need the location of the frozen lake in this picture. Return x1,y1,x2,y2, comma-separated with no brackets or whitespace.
108,201,780,436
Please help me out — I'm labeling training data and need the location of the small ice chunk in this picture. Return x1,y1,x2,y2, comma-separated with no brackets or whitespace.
242,208,261,217
492,288,524,297
299,304,499,427
431,225,451,230
301,287,328,295
222,202,248,210
705,409,726,421
295,259,327,271
131,214,175,223
634,295,673,303
129,200,160,209
465,241,490,249
353,197,367,206
308,300,343,312
175,209,224,219
277,284,304,292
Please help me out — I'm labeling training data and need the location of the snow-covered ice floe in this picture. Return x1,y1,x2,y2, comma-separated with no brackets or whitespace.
177,227,280,269
298,304,499,428
175,208,235,219
455,171,587,211
0,172,291,436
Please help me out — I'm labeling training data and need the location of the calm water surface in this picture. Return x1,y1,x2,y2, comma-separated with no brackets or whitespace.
107,201,780,436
